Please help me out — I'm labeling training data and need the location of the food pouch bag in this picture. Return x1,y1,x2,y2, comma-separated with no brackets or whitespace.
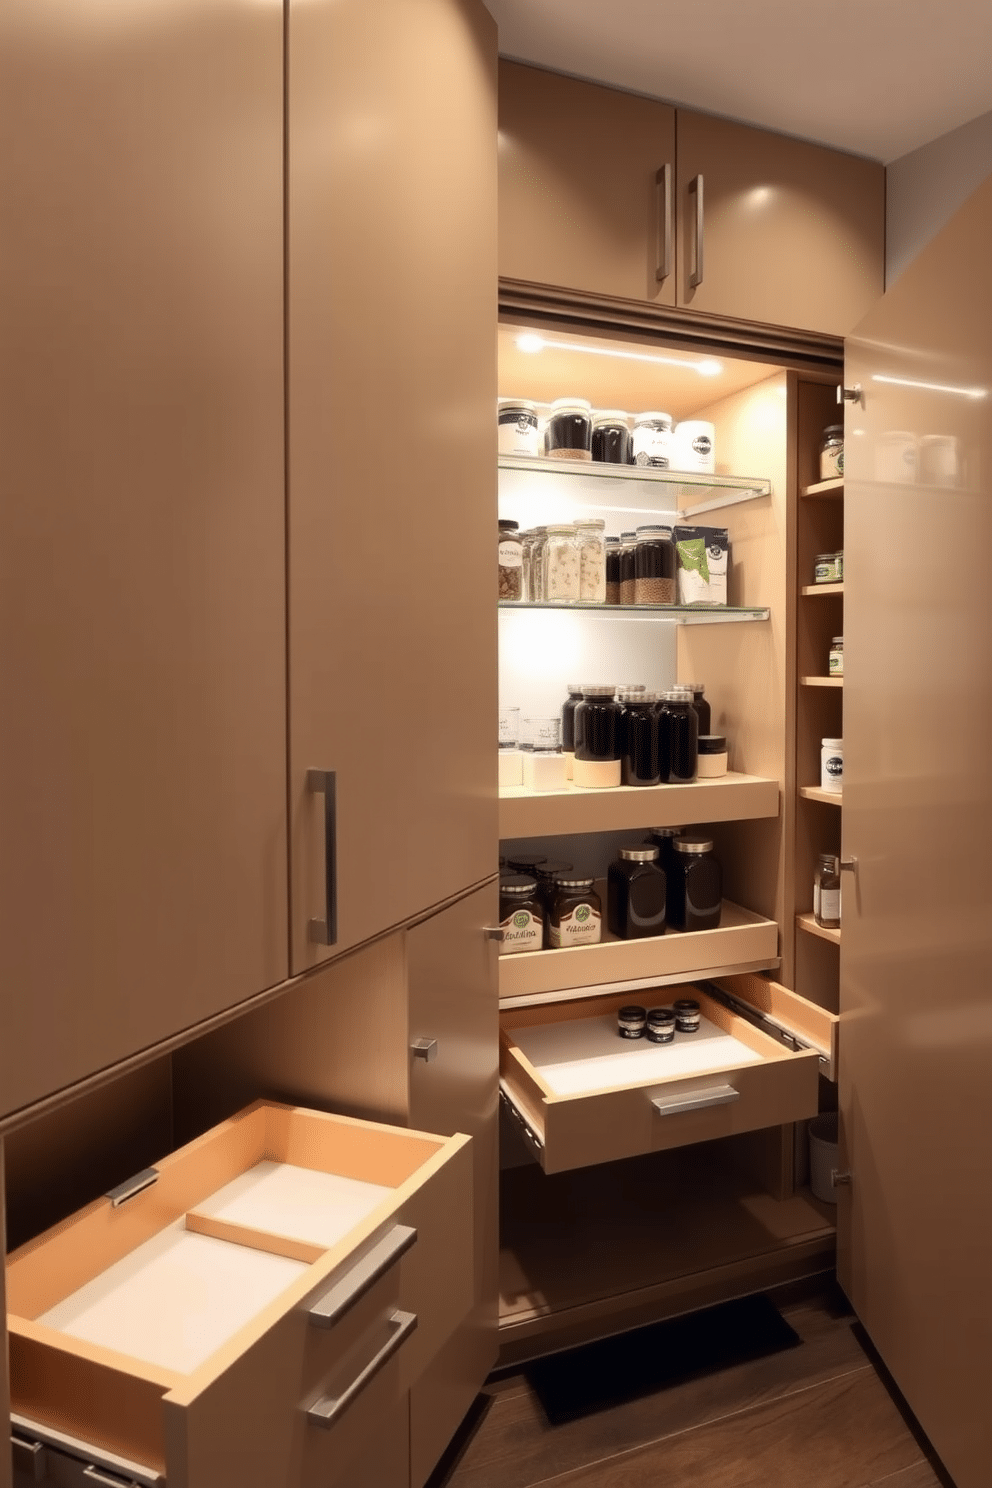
673,526,729,606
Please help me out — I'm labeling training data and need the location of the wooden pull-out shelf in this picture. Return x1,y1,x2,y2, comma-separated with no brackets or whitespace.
498,772,779,839
6,1101,473,1488
500,975,836,1175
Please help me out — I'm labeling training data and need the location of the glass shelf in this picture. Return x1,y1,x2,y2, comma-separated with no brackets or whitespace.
498,601,770,625
498,454,771,518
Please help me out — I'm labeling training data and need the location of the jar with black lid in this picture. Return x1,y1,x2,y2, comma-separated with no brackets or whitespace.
498,519,523,601
820,424,844,481
498,875,545,954
547,398,592,461
506,852,547,876
658,686,698,784
667,836,722,932
605,537,621,604
561,683,585,779
646,1007,676,1043
535,860,574,925
619,689,660,786
684,682,711,736
607,845,666,939
548,874,602,947
634,525,676,605
619,531,637,604
573,686,622,789
591,411,631,465
645,826,682,883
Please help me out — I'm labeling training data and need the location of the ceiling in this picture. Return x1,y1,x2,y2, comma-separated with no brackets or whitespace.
483,0,992,164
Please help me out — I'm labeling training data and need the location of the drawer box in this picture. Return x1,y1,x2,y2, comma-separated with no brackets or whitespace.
7,1101,473,1488
500,978,829,1174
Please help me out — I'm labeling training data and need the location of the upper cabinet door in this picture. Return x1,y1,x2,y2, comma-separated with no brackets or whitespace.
675,110,884,336
498,62,677,305
0,0,287,1116
287,0,498,975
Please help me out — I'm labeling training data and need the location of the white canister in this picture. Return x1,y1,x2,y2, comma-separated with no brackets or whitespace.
631,412,673,468
875,430,918,484
497,399,540,458
672,420,716,474
696,735,728,777
919,434,961,488
821,737,843,793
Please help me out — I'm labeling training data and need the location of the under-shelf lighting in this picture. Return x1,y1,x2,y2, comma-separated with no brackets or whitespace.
516,334,722,378
872,374,987,399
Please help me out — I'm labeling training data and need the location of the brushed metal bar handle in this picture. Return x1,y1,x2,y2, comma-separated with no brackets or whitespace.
83,1467,138,1488
688,173,704,288
308,1224,417,1329
655,163,673,283
307,769,337,946
11,1436,46,1481
411,1038,438,1062
307,1309,417,1430
106,1167,158,1208
652,1083,739,1117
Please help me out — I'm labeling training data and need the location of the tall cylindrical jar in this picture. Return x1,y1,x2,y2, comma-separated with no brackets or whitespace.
547,398,592,461
619,531,637,605
667,836,722,932
561,683,585,781
544,525,580,601
498,519,523,601
605,536,621,604
821,737,843,792
619,689,659,786
591,411,631,465
631,411,673,468
573,685,622,788
576,518,607,602
634,525,677,604
658,686,698,783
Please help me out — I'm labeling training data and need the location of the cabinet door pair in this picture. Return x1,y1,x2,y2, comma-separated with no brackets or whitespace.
498,61,883,337
0,0,496,1118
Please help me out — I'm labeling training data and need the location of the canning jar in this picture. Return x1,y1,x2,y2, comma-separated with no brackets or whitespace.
519,528,542,602
544,525,580,601
631,411,673,468
498,399,540,458
634,525,677,605
522,717,566,790
814,853,841,928
820,424,844,481
591,411,631,465
607,845,666,939
829,637,844,676
547,398,592,461
573,685,622,789
498,875,544,954
498,519,523,601
576,518,607,602
605,537,621,604
668,836,722,932
619,531,637,604
658,687,698,783
619,689,659,786
685,682,711,736
547,875,602,947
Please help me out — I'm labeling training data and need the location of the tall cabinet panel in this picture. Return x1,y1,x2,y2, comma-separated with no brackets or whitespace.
0,0,287,1117
839,175,992,1488
288,0,498,974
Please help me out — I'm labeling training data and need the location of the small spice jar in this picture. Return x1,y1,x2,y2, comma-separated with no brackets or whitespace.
829,636,844,676
634,525,677,605
631,411,673,468
619,689,660,787
561,683,585,780
658,687,699,784
605,537,621,604
668,836,722,932
673,997,702,1033
814,853,841,928
498,875,544,955
617,1005,647,1040
544,525,580,601
547,398,592,461
591,411,631,465
573,685,622,789
607,845,667,940
498,399,540,458
498,519,523,601
619,531,637,604
576,518,607,602
548,874,602,948
696,735,728,777
820,424,844,481
685,682,711,736
814,552,842,584
821,737,843,793
646,1007,676,1043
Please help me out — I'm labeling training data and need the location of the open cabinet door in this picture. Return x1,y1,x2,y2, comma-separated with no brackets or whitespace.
839,174,992,1488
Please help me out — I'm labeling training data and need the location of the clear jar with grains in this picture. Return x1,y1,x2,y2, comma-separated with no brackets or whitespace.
544,525,580,601
634,525,677,604
605,537,621,604
576,518,606,602
498,519,523,601
619,531,637,604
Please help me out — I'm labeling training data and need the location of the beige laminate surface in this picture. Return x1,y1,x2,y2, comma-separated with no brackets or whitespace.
0,0,287,1117
839,173,992,1488
288,0,498,975
1,1142,10,1488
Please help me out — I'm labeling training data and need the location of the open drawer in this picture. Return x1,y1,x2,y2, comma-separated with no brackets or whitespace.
6,1101,473,1488
500,974,838,1174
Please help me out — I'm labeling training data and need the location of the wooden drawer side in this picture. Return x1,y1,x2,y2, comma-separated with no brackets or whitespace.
714,972,840,1077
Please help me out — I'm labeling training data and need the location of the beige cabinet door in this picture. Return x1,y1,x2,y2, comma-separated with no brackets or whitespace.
499,62,677,305
0,0,287,1116
288,0,498,975
676,110,884,336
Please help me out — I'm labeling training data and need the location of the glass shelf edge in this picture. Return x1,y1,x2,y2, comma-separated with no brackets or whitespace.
498,453,771,499
498,602,770,623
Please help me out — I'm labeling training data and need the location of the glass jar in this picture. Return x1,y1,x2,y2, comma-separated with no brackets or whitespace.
814,853,841,928
619,689,659,787
685,682,711,736
814,552,842,584
547,874,602,948
631,411,673,468
544,525,580,601
520,528,544,602
498,875,544,955
645,827,682,884
498,706,520,750
607,845,667,939
668,836,722,932
561,683,585,779
498,399,540,458
547,398,592,461
829,636,844,676
634,525,677,605
591,411,631,465
835,550,844,581
498,519,523,601
821,737,843,793
820,424,844,481
658,687,698,783
573,685,622,788
619,531,637,604
605,537,621,604
535,861,575,934
576,518,607,602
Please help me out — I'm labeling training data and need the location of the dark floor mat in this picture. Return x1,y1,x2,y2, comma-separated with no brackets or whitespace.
524,1294,802,1424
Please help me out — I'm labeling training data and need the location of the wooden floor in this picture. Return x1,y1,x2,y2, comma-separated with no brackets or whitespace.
429,1288,951,1488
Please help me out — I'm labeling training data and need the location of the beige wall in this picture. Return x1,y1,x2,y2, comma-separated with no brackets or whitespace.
886,110,992,287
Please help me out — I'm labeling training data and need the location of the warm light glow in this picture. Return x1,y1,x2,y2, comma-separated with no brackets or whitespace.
515,334,722,378
697,360,722,377
873,374,987,399
517,333,544,354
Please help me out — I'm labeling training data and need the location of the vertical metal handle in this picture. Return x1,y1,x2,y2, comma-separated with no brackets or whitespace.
307,769,337,946
689,173,704,288
655,164,672,283
306,1310,417,1429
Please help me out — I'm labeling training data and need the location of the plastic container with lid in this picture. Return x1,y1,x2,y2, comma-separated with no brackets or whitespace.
820,424,844,481
634,525,676,605
573,686,622,789
576,518,607,602
619,688,659,787
631,412,673,468
658,687,698,784
591,411,631,465
561,683,585,780
684,682,711,736
672,420,715,474
498,399,540,458
547,874,602,948
547,398,592,462
544,525,580,601
697,734,728,777
498,519,523,601
498,876,544,955
668,837,722,932
619,532,637,605
821,738,843,793
829,637,844,676
605,537,622,604
607,844,667,939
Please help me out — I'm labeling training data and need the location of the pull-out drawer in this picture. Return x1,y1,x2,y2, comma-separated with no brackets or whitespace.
7,1101,473,1488
500,976,837,1174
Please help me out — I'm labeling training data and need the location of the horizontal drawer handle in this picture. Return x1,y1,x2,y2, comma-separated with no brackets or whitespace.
307,1309,417,1430
308,1223,417,1329
652,1084,740,1117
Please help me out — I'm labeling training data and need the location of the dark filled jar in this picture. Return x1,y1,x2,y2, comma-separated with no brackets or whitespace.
548,874,602,948
561,683,585,779
547,398,592,461
607,845,666,940
619,689,659,786
667,837,722,932
619,531,637,605
646,1007,676,1044
658,687,698,783
645,826,683,883
498,875,545,954
535,859,574,923
506,852,547,876
605,537,621,604
685,682,711,736
634,525,677,605
591,411,631,465
573,685,622,789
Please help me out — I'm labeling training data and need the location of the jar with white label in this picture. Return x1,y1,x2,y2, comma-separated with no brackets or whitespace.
498,520,523,601
631,412,673,468
813,853,841,928
821,737,843,793
544,525,580,601
548,875,602,948
820,425,844,480
497,399,540,458
814,553,841,584
672,420,715,474
576,518,607,602
829,637,844,676
498,876,544,955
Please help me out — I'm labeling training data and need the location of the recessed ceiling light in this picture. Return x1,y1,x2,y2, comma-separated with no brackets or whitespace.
514,334,722,377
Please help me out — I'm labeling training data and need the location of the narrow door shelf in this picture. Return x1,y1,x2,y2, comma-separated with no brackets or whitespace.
498,601,770,624
801,582,844,596
799,786,842,806
797,912,841,946
801,676,843,688
499,771,779,838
